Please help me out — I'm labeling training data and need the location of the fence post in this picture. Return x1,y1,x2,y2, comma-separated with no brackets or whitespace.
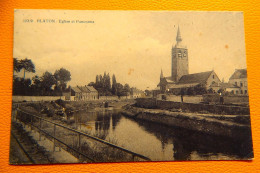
53,124,56,152
30,115,33,131
39,118,42,141
78,134,81,159
23,113,26,128
15,109,18,122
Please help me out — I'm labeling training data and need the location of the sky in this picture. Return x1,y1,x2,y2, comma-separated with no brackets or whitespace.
13,10,247,90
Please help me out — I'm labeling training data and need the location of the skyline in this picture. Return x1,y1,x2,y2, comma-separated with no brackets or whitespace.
13,10,247,90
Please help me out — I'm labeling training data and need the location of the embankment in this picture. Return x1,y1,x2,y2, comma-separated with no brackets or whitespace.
135,98,250,115
122,105,252,140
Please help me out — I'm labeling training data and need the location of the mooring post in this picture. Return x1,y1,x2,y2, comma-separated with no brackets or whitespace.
132,154,135,161
53,124,56,152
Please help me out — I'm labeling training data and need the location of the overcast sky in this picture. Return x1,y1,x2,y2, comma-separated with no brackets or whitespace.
13,10,247,90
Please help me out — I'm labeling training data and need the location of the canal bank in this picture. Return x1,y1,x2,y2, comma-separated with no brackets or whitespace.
121,104,252,141
13,99,253,161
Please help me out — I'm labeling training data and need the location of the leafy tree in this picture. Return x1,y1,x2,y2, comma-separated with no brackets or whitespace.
13,58,22,73
31,75,42,95
41,71,56,94
123,83,130,94
112,74,117,95
54,68,71,91
19,58,35,79
13,78,32,95
116,83,124,96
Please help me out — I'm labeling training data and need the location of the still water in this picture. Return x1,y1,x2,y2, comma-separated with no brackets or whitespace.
72,108,251,161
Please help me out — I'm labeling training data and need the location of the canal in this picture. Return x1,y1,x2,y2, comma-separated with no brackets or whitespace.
72,108,252,161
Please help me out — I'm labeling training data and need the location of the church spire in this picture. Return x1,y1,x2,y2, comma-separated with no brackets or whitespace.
176,25,182,43
160,69,164,78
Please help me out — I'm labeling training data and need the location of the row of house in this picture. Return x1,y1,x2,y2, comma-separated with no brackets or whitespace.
210,69,248,95
63,85,98,101
63,85,146,101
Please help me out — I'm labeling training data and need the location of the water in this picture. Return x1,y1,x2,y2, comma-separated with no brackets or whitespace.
72,108,252,161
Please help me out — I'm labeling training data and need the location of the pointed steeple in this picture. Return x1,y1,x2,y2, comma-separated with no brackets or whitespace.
176,25,182,43
160,69,164,78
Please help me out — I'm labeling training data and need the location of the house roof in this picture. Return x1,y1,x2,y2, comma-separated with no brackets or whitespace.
78,86,89,92
229,69,247,80
178,71,213,85
71,86,82,93
71,86,98,93
86,86,98,92
210,82,240,89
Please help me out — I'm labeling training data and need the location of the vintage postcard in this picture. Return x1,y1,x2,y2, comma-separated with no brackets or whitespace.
10,9,253,164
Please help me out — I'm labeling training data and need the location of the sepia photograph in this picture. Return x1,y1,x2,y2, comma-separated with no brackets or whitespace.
10,10,253,164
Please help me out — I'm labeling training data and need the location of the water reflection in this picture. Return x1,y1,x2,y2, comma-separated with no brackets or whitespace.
72,109,253,161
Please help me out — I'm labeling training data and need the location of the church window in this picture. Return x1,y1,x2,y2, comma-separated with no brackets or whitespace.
178,53,182,58
183,53,186,57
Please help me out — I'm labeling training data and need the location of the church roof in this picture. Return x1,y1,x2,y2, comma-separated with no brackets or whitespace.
229,69,247,80
165,76,175,83
178,71,213,85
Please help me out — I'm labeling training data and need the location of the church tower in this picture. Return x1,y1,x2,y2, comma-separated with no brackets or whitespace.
171,26,189,82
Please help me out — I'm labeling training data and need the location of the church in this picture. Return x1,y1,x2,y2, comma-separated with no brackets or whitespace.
158,26,221,95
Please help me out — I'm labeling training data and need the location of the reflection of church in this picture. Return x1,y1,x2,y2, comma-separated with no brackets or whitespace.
158,26,221,94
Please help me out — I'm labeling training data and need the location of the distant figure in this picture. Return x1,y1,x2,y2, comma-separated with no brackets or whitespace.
219,93,224,105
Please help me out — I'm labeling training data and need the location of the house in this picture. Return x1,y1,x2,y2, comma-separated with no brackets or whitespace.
70,85,98,101
130,88,145,98
228,69,248,95
210,82,240,94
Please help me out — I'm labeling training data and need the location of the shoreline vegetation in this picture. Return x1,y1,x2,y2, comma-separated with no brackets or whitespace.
12,99,139,163
12,98,253,162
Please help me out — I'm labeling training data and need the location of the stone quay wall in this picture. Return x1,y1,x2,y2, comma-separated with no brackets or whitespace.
135,98,250,115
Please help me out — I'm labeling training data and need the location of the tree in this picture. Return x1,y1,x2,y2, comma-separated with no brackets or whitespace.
20,58,35,79
54,68,71,91
31,75,41,95
41,71,56,94
13,58,22,73
112,74,117,95
13,78,32,95
116,83,124,96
